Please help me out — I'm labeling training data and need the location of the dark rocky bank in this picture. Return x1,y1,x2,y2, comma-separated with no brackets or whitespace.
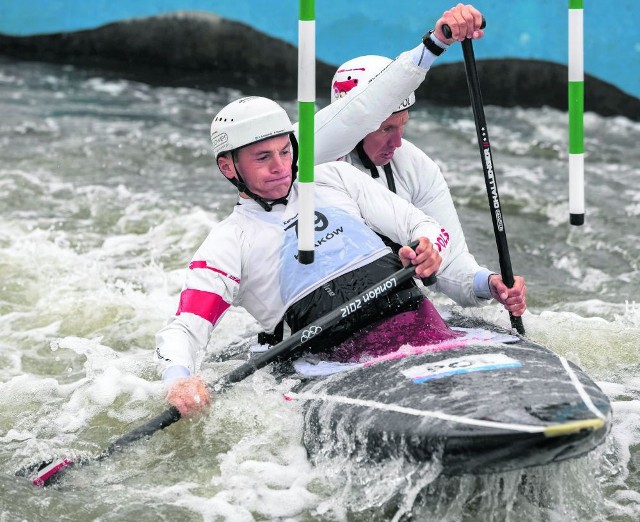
1,11,638,120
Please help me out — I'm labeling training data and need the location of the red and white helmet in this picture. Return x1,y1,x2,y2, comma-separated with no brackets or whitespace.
330,55,415,112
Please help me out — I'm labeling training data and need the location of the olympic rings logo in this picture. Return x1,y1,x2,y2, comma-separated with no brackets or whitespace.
300,325,323,343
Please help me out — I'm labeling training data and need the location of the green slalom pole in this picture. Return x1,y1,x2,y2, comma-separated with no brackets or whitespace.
297,0,315,263
569,0,584,226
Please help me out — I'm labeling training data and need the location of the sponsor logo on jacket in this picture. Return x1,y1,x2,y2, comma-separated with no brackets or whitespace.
434,228,450,252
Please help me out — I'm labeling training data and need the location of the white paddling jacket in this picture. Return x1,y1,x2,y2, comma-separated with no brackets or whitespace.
306,40,493,307
155,162,451,377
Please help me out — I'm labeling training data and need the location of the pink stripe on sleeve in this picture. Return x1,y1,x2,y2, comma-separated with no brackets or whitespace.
177,289,230,324
189,261,240,284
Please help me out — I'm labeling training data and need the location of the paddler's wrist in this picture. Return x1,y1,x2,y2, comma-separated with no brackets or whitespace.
413,30,449,68
473,268,496,300
423,30,449,55
162,365,191,383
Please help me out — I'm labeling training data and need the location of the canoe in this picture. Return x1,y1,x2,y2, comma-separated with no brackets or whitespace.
284,309,611,475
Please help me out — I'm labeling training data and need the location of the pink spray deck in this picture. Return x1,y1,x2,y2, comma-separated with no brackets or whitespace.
291,299,520,378
329,299,463,363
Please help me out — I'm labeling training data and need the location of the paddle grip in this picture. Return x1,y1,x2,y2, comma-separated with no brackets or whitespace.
442,17,486,39
421,274,437,287
407,239,437,287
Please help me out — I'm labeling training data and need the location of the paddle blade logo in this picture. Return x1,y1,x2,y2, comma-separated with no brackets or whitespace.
401,353,521,384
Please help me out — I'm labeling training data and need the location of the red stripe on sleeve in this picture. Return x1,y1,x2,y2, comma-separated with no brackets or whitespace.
189,261,240,284
177,289,230,324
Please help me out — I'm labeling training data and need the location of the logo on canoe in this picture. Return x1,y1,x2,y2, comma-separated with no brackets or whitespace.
402,353,521,383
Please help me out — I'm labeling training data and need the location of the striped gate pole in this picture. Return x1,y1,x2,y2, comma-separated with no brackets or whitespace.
297,0,316,263
569,0,584,226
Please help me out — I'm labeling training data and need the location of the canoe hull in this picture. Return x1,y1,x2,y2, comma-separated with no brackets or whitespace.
293,313,611,475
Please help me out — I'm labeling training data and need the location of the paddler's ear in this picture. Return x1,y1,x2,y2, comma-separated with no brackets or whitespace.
217,154,236,180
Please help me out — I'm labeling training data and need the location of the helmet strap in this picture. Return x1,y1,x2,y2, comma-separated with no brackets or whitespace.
356,140,379,178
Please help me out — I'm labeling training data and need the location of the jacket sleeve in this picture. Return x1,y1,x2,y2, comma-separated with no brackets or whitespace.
297,48,430,164
154,227,243,378
400,141,492,306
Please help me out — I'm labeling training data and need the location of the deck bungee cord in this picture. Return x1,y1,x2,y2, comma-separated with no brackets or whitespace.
559,356,607,420
286,390,605,437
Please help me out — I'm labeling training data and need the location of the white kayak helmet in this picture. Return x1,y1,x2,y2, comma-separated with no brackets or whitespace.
210,96,294,159
330,55,415,112
210,96,298,211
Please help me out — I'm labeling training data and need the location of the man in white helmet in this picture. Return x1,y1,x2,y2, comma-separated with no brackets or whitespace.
327,48,527,315
156,96,454,416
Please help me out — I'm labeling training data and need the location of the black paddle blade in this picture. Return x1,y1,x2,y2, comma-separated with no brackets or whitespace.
15,456,75,487
14,407,182,488
510,314,525,336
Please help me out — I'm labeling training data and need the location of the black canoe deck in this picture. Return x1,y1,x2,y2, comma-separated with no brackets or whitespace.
289,312,611,475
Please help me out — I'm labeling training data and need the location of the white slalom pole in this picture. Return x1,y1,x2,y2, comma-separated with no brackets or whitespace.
297,0,315,263
569,0,584,226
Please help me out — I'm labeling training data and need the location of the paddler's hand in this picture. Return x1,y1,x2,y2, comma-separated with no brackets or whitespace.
434,4,484,44
489,274,527,316
166,375,211,417
399,237,442,280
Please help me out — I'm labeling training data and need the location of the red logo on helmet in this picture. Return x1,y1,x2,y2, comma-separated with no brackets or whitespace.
332,67,366,99
333,78,359,98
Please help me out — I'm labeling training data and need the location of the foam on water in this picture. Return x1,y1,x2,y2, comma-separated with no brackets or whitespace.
2,58,640,520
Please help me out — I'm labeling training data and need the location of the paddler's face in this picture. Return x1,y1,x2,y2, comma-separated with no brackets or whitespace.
362,110,409,166
219,134,293,200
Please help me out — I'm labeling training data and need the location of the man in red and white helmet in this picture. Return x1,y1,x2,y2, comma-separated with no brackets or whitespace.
310,4,485,165
325,7,527,317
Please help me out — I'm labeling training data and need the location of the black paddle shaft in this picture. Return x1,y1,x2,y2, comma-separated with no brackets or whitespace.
442,21,524,335
460,39,525,335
